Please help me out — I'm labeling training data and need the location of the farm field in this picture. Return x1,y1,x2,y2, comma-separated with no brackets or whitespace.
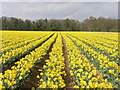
0,31,119,89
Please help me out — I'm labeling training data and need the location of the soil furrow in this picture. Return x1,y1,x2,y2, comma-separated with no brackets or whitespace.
67,35,111,85
18,34,58,89
2,34,54,73
62,36,74,89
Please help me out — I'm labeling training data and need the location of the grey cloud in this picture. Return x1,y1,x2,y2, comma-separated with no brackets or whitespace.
1,0,119,2
2,2,118,21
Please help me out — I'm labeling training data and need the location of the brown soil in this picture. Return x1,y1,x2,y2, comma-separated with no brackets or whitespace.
62,36,74,89
2,34,54,74
17,35,57,89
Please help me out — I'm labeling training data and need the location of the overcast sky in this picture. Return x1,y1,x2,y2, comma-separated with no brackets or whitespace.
1,0,119,21
1,0,120,2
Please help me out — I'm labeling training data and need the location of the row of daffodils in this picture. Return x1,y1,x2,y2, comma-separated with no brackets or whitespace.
1,34,47,54
1,33,57,89
2,31,47,49
1,33,53,66
1,31,119,89
38,34,66,88
66,33,119,88
62,34,113,88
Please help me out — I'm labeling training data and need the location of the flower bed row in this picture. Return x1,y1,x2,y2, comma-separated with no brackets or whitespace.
38,34,66,88
1,33,53,66
62,34,113,88
66,34,119,88
1,34,47,54
1,33,57,89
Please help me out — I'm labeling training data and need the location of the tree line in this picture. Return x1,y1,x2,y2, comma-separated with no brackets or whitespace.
0,16,119,32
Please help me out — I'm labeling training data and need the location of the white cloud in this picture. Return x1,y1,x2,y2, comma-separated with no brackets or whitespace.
1,0,120,2
2,2,118,21
0,3,2,17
